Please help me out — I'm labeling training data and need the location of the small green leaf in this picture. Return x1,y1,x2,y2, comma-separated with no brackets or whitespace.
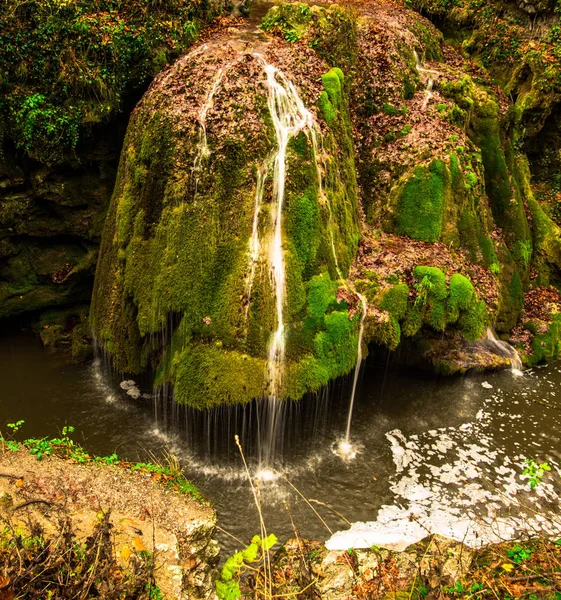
261,534,278,551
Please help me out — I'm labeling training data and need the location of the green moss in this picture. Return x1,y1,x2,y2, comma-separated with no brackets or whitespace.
383,103,401,116
71,324,93,362
402,304,423,338
395,160,448,242
523,315,561,368
508,270,524,322
322,68,344,109
375,314,402,350
170,344,267,408
448,273,475,322
40,325,67,349
413,266,447,300
403,77,416,100
307,273,338,319
92,48,361,406
318,68,345,126
458,299,487,340
318,91,337,126
380,283,409,320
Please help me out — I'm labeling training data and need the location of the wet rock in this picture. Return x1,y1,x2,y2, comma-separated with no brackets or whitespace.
71,323,93,362
119,380,137,391
120,380,142,399
40,324,71,350
271,534,474,599
395,331,512,376
316,550,356,599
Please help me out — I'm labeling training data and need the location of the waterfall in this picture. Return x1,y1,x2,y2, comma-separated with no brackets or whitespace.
485,328,524,376
192,66,228,195
255,55,318,468
244,164,269,321
413,50,440,111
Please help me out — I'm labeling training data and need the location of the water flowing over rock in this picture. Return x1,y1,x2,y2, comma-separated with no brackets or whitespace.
83,0,561,434
91,32,361,412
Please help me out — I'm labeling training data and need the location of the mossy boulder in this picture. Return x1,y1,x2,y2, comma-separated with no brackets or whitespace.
91,41,360,407
364,264,488,352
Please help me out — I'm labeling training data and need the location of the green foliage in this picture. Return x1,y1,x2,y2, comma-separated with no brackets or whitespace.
7,420,24,434
523,459,551,489
216,534,278,600
395,160,448,242
507,543,533,563
0,0,221,163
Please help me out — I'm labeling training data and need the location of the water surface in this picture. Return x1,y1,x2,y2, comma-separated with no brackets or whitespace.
1,328,560,555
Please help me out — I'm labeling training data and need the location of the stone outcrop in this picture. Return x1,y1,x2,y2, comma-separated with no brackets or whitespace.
0,449,219,599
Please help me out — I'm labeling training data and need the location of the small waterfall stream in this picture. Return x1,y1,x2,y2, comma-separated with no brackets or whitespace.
192,66,228,195
485,328,524,376
244,164,268,321
413,50,441,110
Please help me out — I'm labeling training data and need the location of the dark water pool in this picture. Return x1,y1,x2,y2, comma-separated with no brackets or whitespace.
1,327,561,555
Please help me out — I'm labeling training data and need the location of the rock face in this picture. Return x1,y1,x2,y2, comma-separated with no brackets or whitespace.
263,535,474,599
91,25,361,407
0,449,219,599
3,0,561,395
90,0,561,406
0,130,121,321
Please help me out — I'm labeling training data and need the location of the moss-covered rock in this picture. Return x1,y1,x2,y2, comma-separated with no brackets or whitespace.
92,39,360,407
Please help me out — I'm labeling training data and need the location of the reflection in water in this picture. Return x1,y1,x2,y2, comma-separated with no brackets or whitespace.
1,328,561,556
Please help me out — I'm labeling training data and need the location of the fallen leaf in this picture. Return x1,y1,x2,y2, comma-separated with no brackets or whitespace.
132,536,146,552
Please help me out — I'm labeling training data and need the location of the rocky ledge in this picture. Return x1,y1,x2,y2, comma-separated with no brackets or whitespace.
0,448,218,599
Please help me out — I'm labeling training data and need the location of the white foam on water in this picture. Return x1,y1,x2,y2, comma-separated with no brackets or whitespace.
327,375,561,551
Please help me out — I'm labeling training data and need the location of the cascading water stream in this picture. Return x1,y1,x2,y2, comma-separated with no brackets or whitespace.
192,66,228,196
244,164,269,321
413,50,441,111
304,84,368,457
255,56,318,469
485,328,524,376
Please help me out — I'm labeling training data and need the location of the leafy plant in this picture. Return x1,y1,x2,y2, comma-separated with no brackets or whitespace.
7,420,25,434
216,534,278,599
523,458,551,489
507,544,533,563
